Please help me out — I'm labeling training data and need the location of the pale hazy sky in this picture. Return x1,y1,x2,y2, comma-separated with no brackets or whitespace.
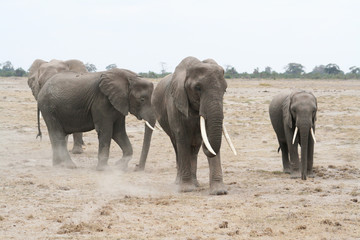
1,0,359,73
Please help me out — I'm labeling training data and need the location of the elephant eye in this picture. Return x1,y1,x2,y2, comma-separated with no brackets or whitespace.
140,97,145,102
195,85,201,92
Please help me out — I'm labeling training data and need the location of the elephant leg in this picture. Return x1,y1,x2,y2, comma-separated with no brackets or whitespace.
190,137,202,187
279,141,290,173
207,152,227,195
176,138,196,192
95,123,113,171
285,130,300,178
112,118,133,171
307,138,315,178
289,144,300,178
49,130,76,169
71,132,84,154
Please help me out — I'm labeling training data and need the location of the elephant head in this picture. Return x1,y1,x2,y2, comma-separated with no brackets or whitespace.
28,59,87,100
169,57,232,157
284,90,317,179
99,68,155,123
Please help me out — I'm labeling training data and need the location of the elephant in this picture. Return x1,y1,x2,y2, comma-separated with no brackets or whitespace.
28,59,88,154
36,68,155,170
145,56,236,195
269,90,317,180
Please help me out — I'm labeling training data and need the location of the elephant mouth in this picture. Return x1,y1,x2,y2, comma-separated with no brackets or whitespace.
292,126,317,145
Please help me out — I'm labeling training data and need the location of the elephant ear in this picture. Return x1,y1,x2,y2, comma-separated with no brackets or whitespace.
99,69,130,116
169,57,200,117
27,59,47,100
283,94,293,128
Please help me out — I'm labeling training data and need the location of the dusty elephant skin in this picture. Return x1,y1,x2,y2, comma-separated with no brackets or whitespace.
269,90,317,180
0,77,359,239
148,56,228,195
27,59,88,154
37,68,155,170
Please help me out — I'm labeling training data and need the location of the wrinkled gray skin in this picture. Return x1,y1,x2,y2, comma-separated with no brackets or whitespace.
37,68,155,170
269,90,317,180
148,56,228,195
28,59,88,154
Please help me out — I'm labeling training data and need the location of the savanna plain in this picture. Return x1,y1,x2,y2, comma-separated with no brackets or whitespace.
0,77,359,240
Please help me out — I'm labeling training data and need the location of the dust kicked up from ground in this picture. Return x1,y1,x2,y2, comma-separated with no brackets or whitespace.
0,77,359,239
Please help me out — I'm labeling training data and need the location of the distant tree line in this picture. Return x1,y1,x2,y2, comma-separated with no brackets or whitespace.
1,61,359,79
224,63,360,79
0,61,27,77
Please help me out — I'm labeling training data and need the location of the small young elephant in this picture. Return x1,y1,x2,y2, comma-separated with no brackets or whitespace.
269,90,317,180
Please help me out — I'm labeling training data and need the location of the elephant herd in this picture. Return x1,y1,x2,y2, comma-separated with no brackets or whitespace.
27,56,317,195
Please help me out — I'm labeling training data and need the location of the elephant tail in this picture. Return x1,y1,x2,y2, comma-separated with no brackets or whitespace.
277,146,281,153
36,107,42,140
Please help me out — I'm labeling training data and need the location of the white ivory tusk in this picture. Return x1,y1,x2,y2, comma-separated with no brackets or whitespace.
311,128,317,144
222,124,237,155
200,116,216,156
292,126,298,145
145,121,155,131
154,124,163,132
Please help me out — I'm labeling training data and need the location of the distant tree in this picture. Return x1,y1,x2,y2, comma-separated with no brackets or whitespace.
264,66,272,74
85,63,97,72
324,63,342,75
105,64,117,70
224,65,240,78
284,63,305,75
349,66,360,74
1,61,14,71
0,61,15,76
253,67,259,74
14,67,26,77
311,65,326,74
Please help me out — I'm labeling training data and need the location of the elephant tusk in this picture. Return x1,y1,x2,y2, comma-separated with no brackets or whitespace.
222,124,237,155
200,116,216,156
144,121,155,131
155,123,163,132
292,126,298,145
311,128,317,144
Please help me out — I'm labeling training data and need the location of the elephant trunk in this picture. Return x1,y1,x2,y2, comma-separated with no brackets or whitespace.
299,125,310,180
136,109,156,171
200,96,224,158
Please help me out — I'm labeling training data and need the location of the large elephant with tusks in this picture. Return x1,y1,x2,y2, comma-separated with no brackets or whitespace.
141,56,236,195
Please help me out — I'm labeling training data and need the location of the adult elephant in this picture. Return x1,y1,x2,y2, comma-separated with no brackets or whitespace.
37,68,155,170
269,90,317,180
28,59,88,154
146,56,236,195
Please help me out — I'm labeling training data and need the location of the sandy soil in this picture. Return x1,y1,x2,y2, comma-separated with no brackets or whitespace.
0,77,359,240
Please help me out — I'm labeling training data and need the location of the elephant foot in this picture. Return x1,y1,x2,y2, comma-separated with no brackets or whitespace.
96,163,111,171
290,170,301,179
54,160,77,169
134,164,145,172
283,168,291,174
307,170,315,178
193,178,200,187
209,182,228,195
71,145,84,154
115,156,131,172
179,182,197,193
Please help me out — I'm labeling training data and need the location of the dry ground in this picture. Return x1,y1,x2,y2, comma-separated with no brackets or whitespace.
0,77,359,239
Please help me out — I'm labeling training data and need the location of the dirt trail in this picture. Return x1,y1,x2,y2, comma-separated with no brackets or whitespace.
0,77,359,239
